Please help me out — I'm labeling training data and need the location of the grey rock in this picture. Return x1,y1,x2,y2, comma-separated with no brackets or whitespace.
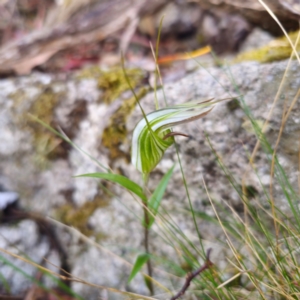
0,58,299,298
0,220,51,294
240,27,274,52
127,59,300,213
0,191,18,209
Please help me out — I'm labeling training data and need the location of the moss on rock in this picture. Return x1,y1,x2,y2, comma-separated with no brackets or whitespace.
28,87,62,165
56,194,109,238
97,67,144,104
236,31,300,63
77,66,145,103
101,87,148,161
78,65,149,162
10,85,65,168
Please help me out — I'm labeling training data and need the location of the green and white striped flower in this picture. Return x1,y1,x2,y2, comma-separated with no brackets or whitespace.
132,98,224,174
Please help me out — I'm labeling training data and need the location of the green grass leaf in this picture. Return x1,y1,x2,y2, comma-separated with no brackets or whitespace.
0,271,10,294
75,173,147,202
128,253,150,283
147,165,175,228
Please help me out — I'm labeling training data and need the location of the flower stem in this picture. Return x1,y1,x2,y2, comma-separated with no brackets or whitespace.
142,174,154,296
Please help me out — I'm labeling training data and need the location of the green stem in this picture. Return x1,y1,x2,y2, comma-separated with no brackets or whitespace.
142,174,154,296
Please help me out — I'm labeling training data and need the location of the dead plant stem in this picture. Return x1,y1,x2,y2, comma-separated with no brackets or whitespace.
170,248,213,300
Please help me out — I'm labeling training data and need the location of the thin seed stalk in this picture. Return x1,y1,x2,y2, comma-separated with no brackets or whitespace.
142,174,154,295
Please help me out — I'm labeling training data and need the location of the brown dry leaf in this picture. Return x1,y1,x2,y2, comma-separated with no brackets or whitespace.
279,0,300,14
24,286,47,300
45,0,95,26
0,295,23,300
24,286,77,300
198,0,299,34
12,50,58,75
0,0,170,74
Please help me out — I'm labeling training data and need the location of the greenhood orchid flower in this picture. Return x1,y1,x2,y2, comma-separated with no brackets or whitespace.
132,98,225,174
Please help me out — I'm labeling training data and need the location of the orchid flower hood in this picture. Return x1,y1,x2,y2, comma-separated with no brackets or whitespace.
132,98,224,174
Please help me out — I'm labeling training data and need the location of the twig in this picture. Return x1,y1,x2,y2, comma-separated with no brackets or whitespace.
143,202,154,295
170,248,213,300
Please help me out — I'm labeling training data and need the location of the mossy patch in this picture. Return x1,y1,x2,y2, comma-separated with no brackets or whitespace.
235,31,300,63
10,85,65,168
78,66,145,103
78,65,149,162
11,83,89,167
56,194,109,238
226,98,241,112
101,87,148,161
27,87,62,166
98,68,145,104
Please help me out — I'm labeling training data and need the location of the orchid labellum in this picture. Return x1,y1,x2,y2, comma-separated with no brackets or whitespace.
132,98,225,174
